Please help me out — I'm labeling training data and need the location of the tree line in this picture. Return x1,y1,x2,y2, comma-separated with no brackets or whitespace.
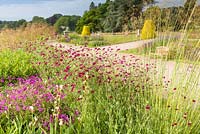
76,0,199,33
0,14,81,33
1,0,198,34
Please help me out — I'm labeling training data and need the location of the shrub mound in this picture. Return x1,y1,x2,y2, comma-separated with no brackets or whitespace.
0,50,37,86
81,26,91,36
141,20,156,40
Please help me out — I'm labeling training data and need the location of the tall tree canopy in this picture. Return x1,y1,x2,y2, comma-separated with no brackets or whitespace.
32,16,47,24
76,1,110,33
76,0,155,33
54,15,80,33
182,0,197,27
46,14,63,25
89,1,96,10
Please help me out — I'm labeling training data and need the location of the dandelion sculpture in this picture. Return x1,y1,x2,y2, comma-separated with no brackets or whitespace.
141,20,156,40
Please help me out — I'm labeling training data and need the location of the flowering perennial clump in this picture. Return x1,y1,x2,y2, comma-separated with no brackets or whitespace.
0,38,199,133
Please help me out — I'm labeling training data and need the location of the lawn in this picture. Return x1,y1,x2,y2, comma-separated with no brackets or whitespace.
102,33,139,45
59,32,140,47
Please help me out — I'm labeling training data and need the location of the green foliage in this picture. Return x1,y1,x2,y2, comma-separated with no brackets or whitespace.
46,14,63,25
0,19,27,30
89,1,96,10
54,16,80,33
103,0,144,32
190,6,200,29
76,8,103,33
69,34,85,45
143,6,161,30
76,0,155,33
184,0,197,19
141,20,156,39
144,6,185,31
0,50,37,86
32,16,47,24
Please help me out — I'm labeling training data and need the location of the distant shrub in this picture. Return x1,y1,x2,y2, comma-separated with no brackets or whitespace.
141,20,156,40
81,26,91,36
88,41,110,47
0,50,37,86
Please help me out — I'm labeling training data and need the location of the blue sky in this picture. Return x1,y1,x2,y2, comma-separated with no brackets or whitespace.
0,0,199,21
0,0,106,21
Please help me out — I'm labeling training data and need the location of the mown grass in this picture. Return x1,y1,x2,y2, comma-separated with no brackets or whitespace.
102,33,139,45
59,32,139,47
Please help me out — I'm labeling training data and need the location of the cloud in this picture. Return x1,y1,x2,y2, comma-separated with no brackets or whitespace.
1,0,198,21
0,0,105,21
156,0,200,7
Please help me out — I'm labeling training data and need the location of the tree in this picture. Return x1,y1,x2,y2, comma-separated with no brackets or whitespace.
16,19,27,28
190,5,200,29
183,0,197,27
169,6,184,31
46,14,63,25
103,0,155,32
54,16,70,33
68,15,81,31
89,2,96,10
184,0,197,15
32,16,46,24
54,16,80,33
76,9,101,33
76,0,154,33
143,6,161,30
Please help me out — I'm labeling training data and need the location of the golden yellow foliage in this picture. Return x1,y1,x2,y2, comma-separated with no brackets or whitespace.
0,23,55,50
141,20,156,40
81,26,90,36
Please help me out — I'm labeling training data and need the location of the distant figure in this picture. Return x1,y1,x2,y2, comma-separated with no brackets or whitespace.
137,29,140,37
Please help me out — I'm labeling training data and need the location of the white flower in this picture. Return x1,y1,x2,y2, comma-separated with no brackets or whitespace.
60,85,63,90
59,119,63,126
55,106,59,111
29,106,34,112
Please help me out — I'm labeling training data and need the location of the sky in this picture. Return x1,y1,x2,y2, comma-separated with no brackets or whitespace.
0,0,106,21
0,0,199,21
